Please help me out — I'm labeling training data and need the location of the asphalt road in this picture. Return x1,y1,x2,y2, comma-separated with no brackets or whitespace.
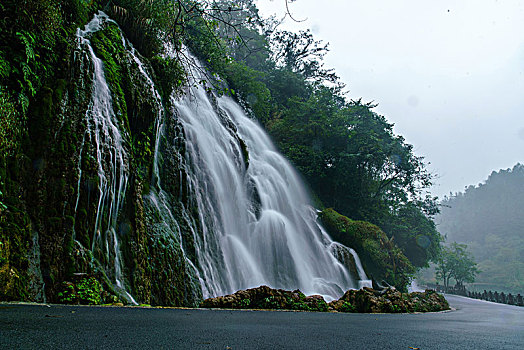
1,294,523,349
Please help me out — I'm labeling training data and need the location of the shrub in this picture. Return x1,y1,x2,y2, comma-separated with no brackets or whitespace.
57,277,102,305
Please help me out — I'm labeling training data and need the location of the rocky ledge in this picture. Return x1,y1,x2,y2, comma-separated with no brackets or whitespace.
200,285,449,313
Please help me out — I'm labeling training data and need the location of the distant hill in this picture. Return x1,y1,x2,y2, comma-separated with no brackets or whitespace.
437,164,524,292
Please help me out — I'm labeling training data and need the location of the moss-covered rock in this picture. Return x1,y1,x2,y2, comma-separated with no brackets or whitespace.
329,287,449,313
200,285,329,312
201,285,449,313
320,208,415,291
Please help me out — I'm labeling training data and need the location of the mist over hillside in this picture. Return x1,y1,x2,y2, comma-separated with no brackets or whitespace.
437,164,524,292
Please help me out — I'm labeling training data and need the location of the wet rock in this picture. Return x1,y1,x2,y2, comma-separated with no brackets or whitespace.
329,287,449,313
200,285,328,311
201,285,449,313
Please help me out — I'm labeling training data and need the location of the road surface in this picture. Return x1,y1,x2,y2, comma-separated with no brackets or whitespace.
1,294,522,349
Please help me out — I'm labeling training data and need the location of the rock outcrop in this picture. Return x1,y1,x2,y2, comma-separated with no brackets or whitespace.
200,285,329,311
201,285,450,313
329,287,449,313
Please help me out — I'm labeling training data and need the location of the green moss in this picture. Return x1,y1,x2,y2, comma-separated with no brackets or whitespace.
57,276,103,305
150,56,186,98
320,208,415,290
0,206,32,301
90,23,129,132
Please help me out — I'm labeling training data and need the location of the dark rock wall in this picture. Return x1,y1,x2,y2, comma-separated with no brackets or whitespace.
0,15,201,306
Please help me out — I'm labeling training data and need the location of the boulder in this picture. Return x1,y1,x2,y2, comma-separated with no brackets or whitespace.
200,285,328,311
329,287,449,313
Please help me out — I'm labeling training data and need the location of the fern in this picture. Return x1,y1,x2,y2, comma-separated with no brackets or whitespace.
16,31,36,63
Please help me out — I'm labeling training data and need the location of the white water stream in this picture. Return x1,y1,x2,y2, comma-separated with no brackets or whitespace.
76,13,135,304
171,53,368,300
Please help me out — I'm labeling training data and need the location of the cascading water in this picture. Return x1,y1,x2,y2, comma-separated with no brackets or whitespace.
126,40,205,302
169,53,368,300
330,241,372,289
75,13,135,304
71,11,368,304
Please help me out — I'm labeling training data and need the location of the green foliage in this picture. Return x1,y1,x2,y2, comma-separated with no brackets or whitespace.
320,208,415,290
338,301,356,313
390,304,401,313
262,296,281,309
109,0,176,57
271,29,340,87
150,56,186,98
0,196,32,301
223,62,271,121
0,0,98,158
0,88,22,156
438,164,524,291
57,277,103,305
380,202,442,268
183,6,230,77
435,242,479,289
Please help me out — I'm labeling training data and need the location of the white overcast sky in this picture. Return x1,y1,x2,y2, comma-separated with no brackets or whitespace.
255,0,524,197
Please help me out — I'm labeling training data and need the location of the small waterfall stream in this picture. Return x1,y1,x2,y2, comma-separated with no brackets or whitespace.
75,13,135,304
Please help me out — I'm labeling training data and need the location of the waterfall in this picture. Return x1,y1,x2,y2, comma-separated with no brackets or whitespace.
72,12,369,304
169,53,367,300
75,13,135,304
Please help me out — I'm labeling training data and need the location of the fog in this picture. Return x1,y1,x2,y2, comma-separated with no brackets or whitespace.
256,0,524,197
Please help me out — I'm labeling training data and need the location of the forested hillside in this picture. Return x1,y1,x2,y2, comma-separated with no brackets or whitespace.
438,164,524,292
1,0,441,303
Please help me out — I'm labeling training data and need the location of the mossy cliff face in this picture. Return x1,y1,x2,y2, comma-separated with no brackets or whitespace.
1,14,200,306
320,208,415,291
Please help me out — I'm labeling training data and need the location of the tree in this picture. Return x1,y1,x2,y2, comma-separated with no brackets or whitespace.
436,242,479,289
271,29,340,86
438,164,524,291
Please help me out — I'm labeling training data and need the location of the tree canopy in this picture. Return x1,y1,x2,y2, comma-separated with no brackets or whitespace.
435,242,479,289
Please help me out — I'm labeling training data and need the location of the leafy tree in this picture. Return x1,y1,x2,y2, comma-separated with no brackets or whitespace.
266,92,440,268
271,29,340,86
436,242,479,289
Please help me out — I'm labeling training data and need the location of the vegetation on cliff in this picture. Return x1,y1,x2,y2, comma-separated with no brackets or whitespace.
320,208,415,290
0,0,99,302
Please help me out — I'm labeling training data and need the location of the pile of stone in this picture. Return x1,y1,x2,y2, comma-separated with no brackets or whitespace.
329,287,449,313
200,285,450,313
200,285,328,311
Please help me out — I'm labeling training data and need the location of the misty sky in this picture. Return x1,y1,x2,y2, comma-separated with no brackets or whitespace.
255,0,524,197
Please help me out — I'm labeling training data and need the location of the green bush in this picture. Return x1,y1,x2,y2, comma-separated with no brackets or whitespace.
320,208,415,291
338,301,356,313
150,56,186,98
57,277,102,305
